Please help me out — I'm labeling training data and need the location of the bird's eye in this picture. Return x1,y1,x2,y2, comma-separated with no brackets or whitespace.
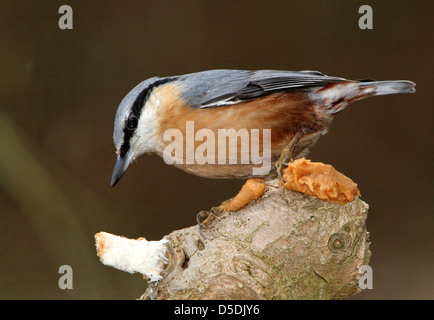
127,115,138,130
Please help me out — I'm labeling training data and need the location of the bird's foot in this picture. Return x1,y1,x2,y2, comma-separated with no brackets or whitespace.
275,130,306,183
275,158,291,183
196,201,230,238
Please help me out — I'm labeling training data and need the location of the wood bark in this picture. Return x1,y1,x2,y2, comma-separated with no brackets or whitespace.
139,179,371,300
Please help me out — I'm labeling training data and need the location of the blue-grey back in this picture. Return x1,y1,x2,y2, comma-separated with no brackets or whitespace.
175,69,345,108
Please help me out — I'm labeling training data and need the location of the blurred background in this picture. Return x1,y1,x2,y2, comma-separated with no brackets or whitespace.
0,0,432,299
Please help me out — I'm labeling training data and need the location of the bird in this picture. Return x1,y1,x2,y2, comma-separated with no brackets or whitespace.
110,69,415,187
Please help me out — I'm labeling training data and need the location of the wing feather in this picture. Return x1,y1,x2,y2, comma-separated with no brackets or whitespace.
176,69,346,108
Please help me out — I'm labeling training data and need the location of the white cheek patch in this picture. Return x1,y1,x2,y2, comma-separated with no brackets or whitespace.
133,95,160,155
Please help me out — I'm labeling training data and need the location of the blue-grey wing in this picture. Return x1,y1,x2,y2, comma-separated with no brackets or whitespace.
176,69,346,108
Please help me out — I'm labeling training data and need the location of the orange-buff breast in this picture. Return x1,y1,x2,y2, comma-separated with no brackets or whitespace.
154,83,331,179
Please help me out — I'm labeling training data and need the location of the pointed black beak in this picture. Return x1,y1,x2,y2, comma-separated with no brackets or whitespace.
110,151,133,187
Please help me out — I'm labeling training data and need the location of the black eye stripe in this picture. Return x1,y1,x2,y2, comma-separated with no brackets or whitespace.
131,76,179,118
119,76,179,158
119,128,133,158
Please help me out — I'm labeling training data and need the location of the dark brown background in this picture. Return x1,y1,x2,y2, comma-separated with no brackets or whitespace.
0,0,432,299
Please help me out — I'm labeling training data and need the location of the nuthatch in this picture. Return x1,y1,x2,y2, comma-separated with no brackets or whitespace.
110,69,415,187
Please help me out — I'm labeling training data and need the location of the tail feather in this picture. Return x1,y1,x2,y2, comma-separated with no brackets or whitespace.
361,80,416,96
313,79,416,115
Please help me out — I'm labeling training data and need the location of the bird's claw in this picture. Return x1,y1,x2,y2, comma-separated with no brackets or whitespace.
196,205,225,239
275,161,287,183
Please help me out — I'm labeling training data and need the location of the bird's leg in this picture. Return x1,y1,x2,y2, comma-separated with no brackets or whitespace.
196,178,266,237
196,202,228,226
275,130,305,183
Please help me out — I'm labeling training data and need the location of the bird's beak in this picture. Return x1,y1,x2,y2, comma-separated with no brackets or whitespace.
110,150,134,187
